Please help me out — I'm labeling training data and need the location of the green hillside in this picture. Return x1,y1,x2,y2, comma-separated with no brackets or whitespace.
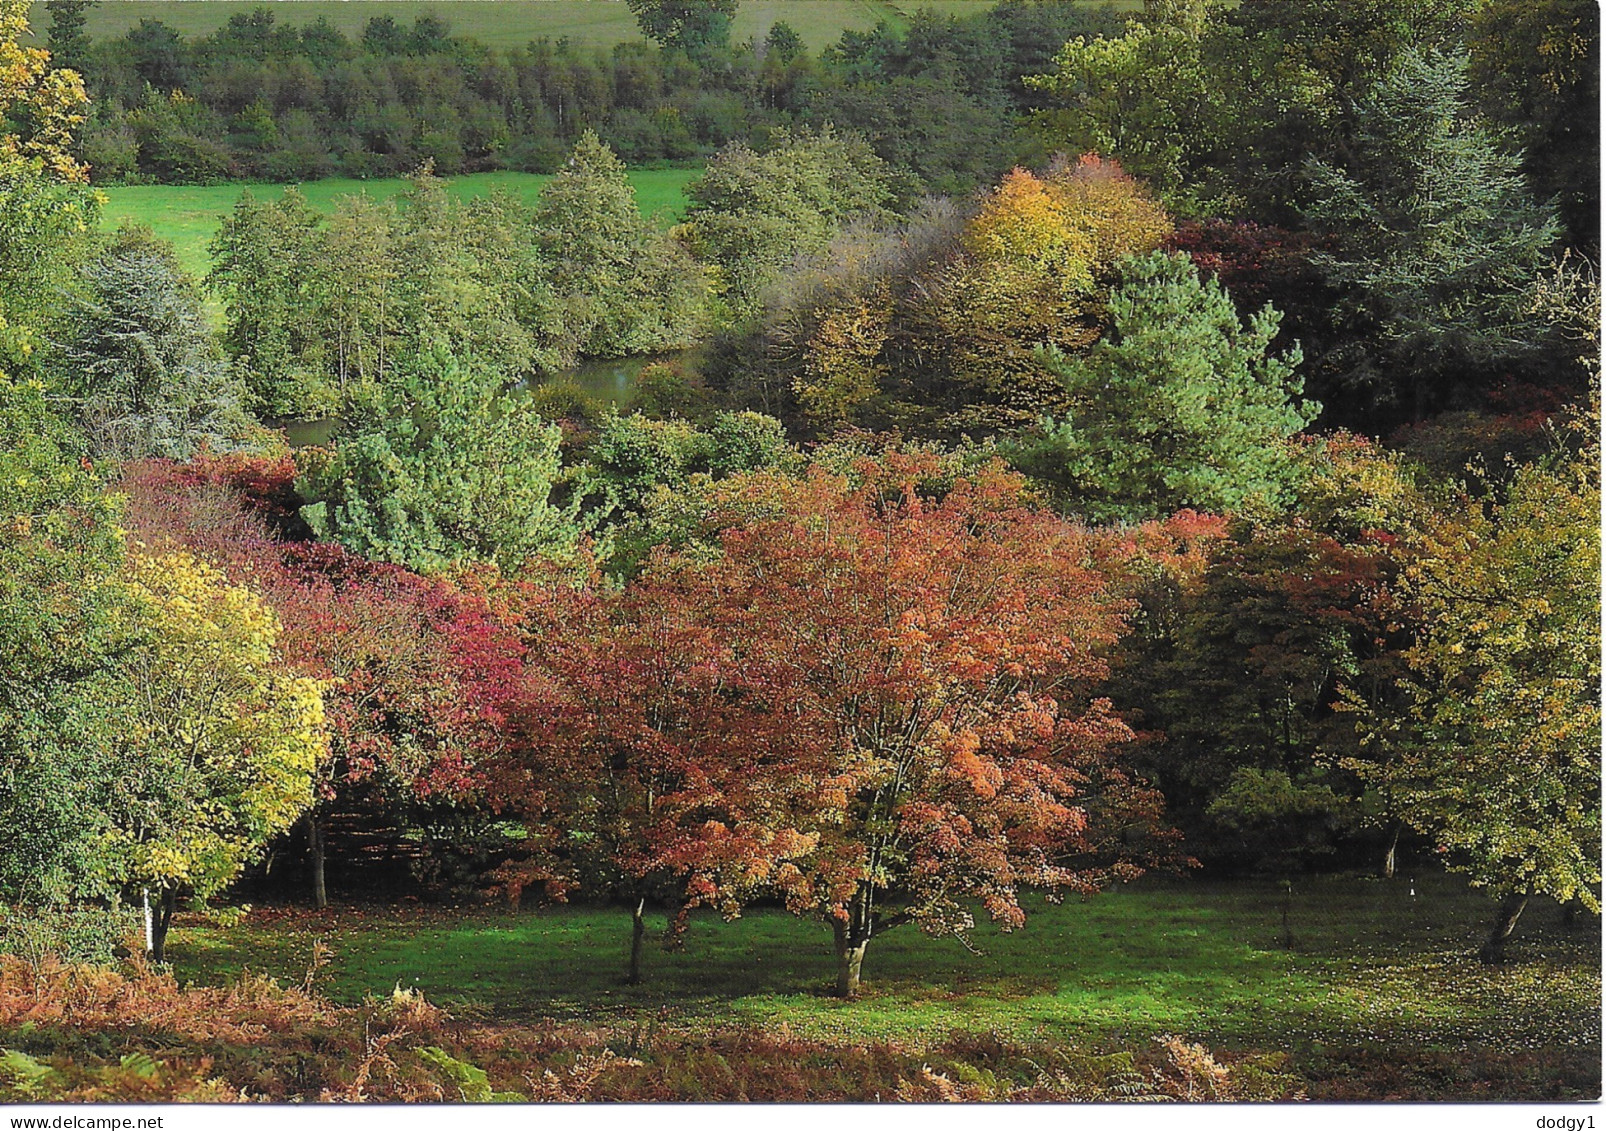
24,1,1081,53
100,166,699,281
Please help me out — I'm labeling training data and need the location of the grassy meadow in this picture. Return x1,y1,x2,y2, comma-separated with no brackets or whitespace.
22,1,1151,52
100,167,700,281
170,872,1600,1097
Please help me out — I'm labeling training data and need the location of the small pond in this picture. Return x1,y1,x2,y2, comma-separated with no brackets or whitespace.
275,354,673,448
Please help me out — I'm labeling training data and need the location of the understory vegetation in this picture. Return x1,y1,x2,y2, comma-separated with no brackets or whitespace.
1,0,1599,1104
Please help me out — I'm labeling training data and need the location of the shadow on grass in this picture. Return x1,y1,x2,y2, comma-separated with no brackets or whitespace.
171,872,1600,1052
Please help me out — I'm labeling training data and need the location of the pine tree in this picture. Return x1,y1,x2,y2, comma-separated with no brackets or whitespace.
1013,250,1314,522
54,226,256,460
1302,50,1562,419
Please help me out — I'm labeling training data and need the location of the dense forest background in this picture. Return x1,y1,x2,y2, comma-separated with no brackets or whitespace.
45,0,1115,195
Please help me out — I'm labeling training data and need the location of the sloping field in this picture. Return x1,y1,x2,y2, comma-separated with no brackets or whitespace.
25,1,1071,53
100,166,699,280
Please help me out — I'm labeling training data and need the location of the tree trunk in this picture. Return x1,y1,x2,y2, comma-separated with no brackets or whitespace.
1479,891,1530,964
308,810,328,910
150,888,178,964
1382,825,1400,878
1279,879,1295,949
832,919,870,999
627,897,646,985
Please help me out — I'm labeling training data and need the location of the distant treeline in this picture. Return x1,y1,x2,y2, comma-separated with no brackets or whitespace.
46,0,1121,196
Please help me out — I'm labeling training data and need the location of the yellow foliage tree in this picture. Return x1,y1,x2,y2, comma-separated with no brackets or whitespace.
0,0,88,182
103,551,329,960
0,0,95,374
963,156,1172,304
925,155,1172,432
796,286,893,427
1346,423,1600,963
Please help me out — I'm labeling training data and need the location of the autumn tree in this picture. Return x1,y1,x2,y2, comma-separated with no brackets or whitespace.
1108,434,1433,876
522,456,1176,997
102,551,328,960
714,156,1172,437
118,459,524,909
498,564,776,985
890,155,1170,435
1345,425,1600,963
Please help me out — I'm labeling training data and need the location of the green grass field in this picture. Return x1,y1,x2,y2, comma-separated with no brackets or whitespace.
24,1,1138,53
172,872,1600,1063
99,167,699,281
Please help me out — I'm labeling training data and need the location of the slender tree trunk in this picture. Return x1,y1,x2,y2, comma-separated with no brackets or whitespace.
627,897,646,985
1280,879,1295,949
1479,891,1530,964
308,810,328,910
1382,825,1400,879
832,918,870,999
150,888,178,964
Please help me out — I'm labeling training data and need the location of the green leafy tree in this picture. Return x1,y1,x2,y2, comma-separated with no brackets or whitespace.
1346,430,1600,962
315,192,400,400
0,0,95,379
532,132,705,365
0,379,139,908
1026,0,1223,200
1469,0,1600,249
207,187,327,416
1226,0,1474,178
626,0,738,59
1013,250,1314,522
1301,50,1562,419
683,128,891,321
42,0,92,76
298,352,580,574
764,19,802,62
210,172,547,416
390,169,535,381
51,226,257,460
576,408,789,538
0,4,128,914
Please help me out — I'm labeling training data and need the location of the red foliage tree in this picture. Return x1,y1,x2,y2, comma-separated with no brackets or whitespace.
503,456,1178,996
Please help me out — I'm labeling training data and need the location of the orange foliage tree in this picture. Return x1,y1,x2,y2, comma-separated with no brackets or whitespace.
502,456,1179,996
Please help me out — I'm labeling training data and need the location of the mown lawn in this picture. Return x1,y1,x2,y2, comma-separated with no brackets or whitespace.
171,872,1600,1064
99,167,700,282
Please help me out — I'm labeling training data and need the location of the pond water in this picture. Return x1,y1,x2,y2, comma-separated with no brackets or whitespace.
274,353,671,448
546,353,665,403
